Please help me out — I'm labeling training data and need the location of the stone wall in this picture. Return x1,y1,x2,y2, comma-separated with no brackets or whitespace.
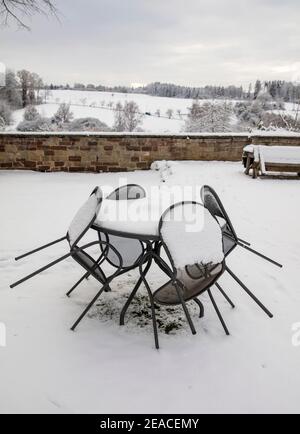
0,132,300,172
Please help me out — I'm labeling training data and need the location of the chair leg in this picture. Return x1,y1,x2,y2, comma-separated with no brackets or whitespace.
207,288,230,336
66,272,90,297
70,282,109,331
174,283,197,335
237,238,251,247
237,242,282,268
15,236,67,261
193,298,205,318
215,282,235,308
225,267,273,318
10,253,71,289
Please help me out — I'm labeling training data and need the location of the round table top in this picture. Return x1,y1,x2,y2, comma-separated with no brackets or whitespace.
93,194,226,240
94,196,172,239
93,196,225,268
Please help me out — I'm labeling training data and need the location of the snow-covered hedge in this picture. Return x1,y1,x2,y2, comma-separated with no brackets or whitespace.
68,117,111,132
17,117,53,132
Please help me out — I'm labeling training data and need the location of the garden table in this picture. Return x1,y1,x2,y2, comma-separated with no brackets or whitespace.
91,196,166,330
94,196,172,239
90,192,226,335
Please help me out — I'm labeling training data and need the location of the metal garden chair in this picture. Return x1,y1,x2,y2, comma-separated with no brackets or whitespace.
107,184,147,201
10,187,107,292
64,183,152,330
71,183,159,331
103,183,147,265
10,187,125,331
12,187,101,263
132,201,236,349
81,183,147,291
200,185,280,318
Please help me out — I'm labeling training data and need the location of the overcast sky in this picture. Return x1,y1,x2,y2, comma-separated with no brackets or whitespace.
1,0,300,87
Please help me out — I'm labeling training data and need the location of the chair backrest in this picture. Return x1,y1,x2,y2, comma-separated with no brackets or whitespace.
101,184,146,269
154,201,225,304
107,184,146,201
201,185,238,247
68,187,102,248
159,201,224,271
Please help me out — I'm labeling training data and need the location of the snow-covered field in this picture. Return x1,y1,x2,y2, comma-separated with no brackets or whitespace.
0,162,300,414
10,89,195,133
9,90,299,134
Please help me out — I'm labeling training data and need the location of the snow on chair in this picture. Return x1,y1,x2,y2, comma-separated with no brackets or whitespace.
10,187,106,292
142,201,236,348
107,184,147,201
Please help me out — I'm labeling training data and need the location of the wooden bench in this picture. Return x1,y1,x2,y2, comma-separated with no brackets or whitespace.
243,145,300,178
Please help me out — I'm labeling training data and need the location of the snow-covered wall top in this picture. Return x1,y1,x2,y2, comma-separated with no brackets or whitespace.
0,133,300,173
1,131,300,138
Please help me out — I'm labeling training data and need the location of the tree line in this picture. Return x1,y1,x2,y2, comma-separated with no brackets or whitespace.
46,80,300,103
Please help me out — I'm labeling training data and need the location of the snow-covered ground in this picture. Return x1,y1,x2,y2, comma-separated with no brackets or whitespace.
10,90,195,133
8,89,299,134
0,162,300,414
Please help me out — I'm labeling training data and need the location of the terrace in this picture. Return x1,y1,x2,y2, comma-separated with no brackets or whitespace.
0,158,300,413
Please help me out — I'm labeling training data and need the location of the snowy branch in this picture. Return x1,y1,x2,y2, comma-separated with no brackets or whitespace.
0,0,58,29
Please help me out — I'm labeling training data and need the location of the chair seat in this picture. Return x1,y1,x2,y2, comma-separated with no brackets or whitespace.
72,250,106,283
153,263,223,305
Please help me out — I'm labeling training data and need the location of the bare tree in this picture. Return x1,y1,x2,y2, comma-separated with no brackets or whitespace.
0,115,5,131
123,101,143,131
53,103,74,124
17,70,30,107
166,108,173,119
0,0,58,29
184,100,233,133
41,88,51,103
113,102,125,132
0,100,13,124
112,101,143,132
0,69,22,108
17,69,43,107
295,100,300,124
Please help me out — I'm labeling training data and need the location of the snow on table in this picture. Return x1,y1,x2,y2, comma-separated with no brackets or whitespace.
96,197,224,267
96,197,163,237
